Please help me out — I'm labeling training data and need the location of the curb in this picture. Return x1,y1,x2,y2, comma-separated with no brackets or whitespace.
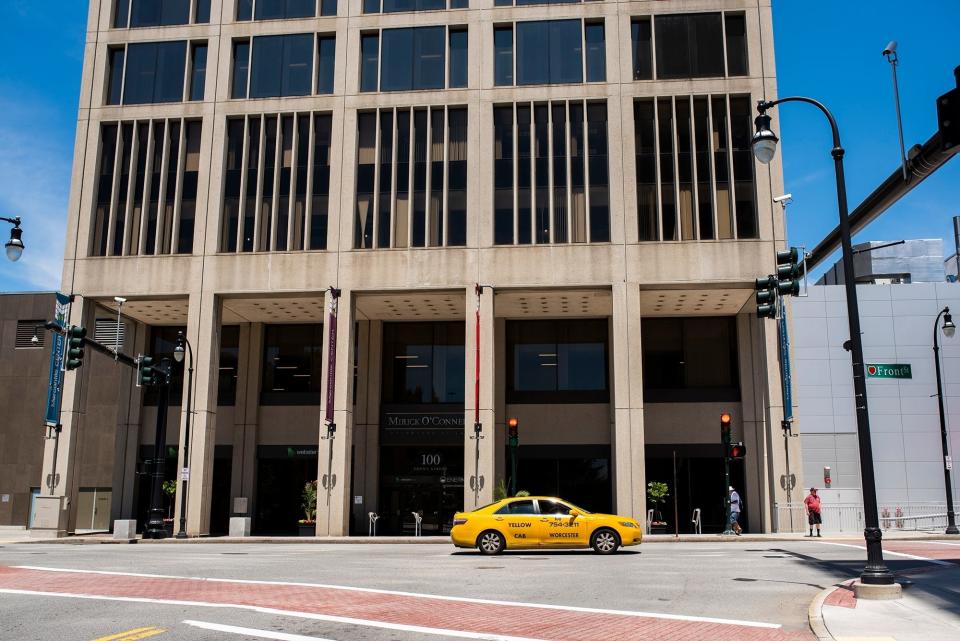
808,584,838,641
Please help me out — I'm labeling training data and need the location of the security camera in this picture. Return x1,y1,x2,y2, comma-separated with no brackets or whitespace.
882,41,897,57
114,296,127,305
773,194,793,203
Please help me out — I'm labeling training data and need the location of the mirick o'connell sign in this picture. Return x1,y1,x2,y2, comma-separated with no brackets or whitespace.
866,364,912,379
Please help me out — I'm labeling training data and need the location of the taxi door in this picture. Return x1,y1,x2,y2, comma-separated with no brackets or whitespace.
491,498,540,548
537,500,589,547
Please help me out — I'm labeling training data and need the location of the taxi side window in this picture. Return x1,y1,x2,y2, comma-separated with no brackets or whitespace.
495,500,536,515
540,501,572,515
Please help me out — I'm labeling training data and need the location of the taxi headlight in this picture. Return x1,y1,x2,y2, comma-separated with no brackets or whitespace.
619,521,639,528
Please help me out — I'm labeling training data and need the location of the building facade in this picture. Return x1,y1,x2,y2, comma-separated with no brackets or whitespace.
42,0,792,537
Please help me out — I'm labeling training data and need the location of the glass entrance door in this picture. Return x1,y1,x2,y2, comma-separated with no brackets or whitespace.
379,445,464,535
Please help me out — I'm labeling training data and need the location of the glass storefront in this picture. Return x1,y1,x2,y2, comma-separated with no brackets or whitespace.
515,444,611,514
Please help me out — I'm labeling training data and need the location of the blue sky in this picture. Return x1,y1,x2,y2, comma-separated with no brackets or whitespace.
0,1,958,292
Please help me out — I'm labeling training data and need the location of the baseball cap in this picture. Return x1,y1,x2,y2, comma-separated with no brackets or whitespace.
810,487,817,491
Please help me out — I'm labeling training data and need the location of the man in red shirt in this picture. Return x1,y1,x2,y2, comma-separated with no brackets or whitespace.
804,487,822,537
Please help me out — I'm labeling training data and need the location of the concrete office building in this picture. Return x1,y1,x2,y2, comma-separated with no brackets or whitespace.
36,0,793,537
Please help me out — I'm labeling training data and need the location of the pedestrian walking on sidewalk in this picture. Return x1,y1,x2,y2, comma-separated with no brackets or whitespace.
804,487,822,537
728,486,742,535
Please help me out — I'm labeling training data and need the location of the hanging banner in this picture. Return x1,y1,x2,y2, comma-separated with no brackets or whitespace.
44,293,71,426
324,290,340,426
778,306,793,421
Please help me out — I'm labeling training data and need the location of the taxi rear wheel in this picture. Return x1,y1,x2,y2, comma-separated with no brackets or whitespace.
591,528,620,554
477,530,505,555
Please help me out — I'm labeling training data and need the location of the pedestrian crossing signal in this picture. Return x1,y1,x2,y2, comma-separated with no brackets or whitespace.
729,442,746,459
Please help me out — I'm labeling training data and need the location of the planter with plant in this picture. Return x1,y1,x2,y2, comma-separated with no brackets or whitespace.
299,480,318,536
647,481,669,533
161,480,177,535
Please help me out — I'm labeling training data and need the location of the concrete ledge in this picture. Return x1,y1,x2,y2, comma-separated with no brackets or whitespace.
853,581,903,600
808,584,837,641
28,529,65,539
113,520,137,540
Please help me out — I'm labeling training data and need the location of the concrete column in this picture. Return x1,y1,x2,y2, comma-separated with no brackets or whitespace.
611,283,646,520
33,296,92,535
230,322,262,519
464,286,496,510
174,291,221,536
357,320,383,526
316,289,356,536
112,318,148,522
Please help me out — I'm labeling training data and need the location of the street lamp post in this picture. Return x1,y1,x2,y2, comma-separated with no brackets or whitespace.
174,331,194,539
932,307,959,535
752,97,894,585
1,216,24,262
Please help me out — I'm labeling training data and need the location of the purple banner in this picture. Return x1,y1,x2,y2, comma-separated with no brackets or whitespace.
324,294,338,425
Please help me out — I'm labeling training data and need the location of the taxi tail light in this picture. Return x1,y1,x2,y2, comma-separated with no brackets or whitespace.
453,518,468,526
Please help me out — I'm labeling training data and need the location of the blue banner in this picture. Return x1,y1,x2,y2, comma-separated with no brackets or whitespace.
778,305,793,421
44,293,70,426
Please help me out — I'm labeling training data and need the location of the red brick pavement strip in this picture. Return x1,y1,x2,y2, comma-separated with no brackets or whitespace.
882,542,960,563
0,567,813,641
822,581,856,609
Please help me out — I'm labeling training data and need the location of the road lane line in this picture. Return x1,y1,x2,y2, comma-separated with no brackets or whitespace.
182,621,337,641
814,541,952,566
8,566,781,629
924,541,960,547
0,589,549,641
91,627,165,641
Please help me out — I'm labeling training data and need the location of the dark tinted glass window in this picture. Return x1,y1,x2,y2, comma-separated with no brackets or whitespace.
144,326,185,406
493,106,514,244
189,43,207,101
587,103,609,242
261,323,324,405
447,108,468,246
382,0,445,11
494,27,513,86
195,0,211,22
642,317,740,402
516,20,582,85
363,0,380,12
450,0,468,7
730,96,757,238
321,0,337,14
237,0,253,20
128,0,190,27
584,22,605,82
114,0,130,28
725,14,748,76
218,326,240,406
507,319,608,403
360,34,379,92
635,100,657,240
495,500,536,515
317,35,335,94
631,18,652,80
449,28,467,88
249,34,313,98
655,13,724,79
107,49,125,105
254,0,316,20
380,27,446,91
123,41,187,104
381,322,465,404
232,41,250,99
539,500,572,515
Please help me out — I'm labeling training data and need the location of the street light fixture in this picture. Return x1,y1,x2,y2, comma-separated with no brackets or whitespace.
173,330,194,539
752,97,895,586
2,216,24,262
932,306,959,535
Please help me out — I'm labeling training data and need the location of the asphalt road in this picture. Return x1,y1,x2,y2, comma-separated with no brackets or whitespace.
0,539,952,641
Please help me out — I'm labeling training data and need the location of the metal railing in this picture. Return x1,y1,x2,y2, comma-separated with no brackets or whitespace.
775,502,949,533
878,503,949,531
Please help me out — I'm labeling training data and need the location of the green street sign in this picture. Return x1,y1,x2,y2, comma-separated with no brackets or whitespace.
865,363,912,379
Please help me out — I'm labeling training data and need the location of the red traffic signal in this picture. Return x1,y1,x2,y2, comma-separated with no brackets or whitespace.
720,412,732,444
507,417,518,439
729,442,746,459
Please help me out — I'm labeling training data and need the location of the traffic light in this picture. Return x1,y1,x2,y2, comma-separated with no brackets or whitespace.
507,417,519,447
729,442,747,459
720,412,732,445
754,276,778,319
937,81,960,151
138,356,157,387
775,247,801,296
65,325,87,370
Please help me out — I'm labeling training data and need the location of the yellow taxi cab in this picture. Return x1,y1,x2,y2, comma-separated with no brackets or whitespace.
450,496,642,554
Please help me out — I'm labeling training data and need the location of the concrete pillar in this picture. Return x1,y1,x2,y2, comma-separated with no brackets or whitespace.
230,322,262,520
464,286,496,510
316,289,356,536
111,318,148,523
357,320,382,527
33,296,92,535
174,291,221,536
611,283,646,520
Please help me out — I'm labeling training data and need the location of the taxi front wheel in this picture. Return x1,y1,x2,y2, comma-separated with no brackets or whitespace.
477,530,505,555
591,528,620,554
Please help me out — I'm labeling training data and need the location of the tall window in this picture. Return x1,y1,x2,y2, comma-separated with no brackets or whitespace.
221,113,332,253
231,34,335,99
381,322,465,405
363,0,467,12
634,95,757,241
261,323,324,405
494,101,609,245
237,0,337,20
631,12,749,81
107,41,195,105
355,106,468,249
360,27,467,92
494,20,605,86
114,0,210,28
506,319,608,404
642,317,740,402
188,43,207,101
91,119,201,257
218,326,240,406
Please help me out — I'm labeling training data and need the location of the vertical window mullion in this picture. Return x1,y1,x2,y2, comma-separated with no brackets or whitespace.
246,40,254,98
706,96,720,241
371,109,382,249
120,120,140,256
652,98,663,241
105,122,124,255
119,44,129,105
252,114,266,251
442,106,449,247
182,40,191,102
565,100,573,242
720,12,729,79
170,119,188,251
724,94,738,238
671,96,681,241
581,102,591,243
236,116,250,253
688,95,699,241
288,112,299,251
269,115,283,251
138,119,157,255
512,103,518,246
424,106,433,245
304,111,315,251
155,118,171,254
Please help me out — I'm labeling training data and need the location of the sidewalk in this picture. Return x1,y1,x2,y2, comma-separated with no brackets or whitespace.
811,566,960,641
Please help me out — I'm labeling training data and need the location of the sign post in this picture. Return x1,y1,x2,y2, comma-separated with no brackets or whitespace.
321,288,341,510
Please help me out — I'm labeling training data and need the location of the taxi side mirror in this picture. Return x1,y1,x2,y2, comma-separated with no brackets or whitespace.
569,509,581,518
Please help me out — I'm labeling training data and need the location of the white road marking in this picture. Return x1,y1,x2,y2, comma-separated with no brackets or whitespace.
182,620,339,641
7,566,782,629
924,541,960,547
814,541,953,566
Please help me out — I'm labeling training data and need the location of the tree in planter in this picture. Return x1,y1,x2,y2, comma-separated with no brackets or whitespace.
300,480,318,525
647,481,669,528
161,480,178,520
